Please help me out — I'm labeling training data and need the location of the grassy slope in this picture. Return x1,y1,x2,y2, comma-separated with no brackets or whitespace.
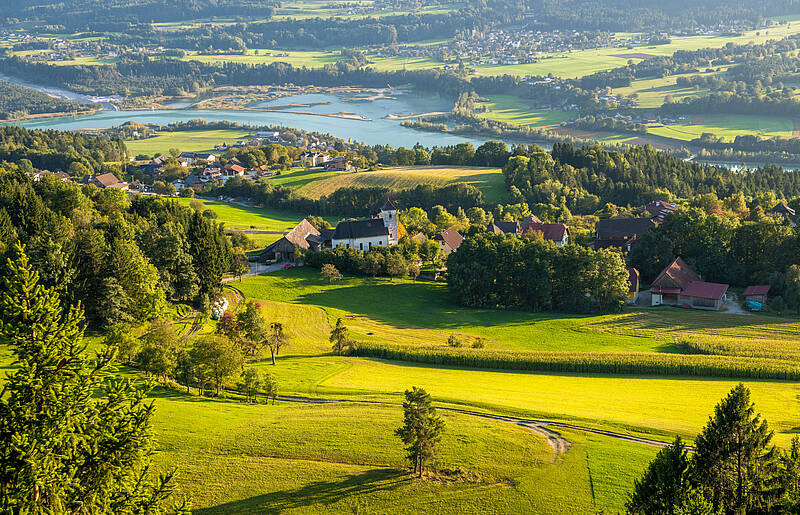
174,198,339,232
125,130,252,157
296,166,507,203
648,114,794,141
232,268,800,445
475,95,578,127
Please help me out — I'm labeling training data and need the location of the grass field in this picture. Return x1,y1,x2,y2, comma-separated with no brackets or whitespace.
296,166,507,203
648,114,795,141
125,130,252,156
175,198,338,232
475,95,577,127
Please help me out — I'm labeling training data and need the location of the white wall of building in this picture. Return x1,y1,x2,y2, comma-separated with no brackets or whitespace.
332,236,390,250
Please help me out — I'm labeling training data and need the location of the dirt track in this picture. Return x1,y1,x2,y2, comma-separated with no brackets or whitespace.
276,395,682,457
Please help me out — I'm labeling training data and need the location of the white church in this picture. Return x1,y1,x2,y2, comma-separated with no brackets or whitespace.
331,199,399,251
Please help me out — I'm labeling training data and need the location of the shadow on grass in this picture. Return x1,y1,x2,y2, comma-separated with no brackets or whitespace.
194,468,409,514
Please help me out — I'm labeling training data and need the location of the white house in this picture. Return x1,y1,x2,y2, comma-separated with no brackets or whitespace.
331,199,399,251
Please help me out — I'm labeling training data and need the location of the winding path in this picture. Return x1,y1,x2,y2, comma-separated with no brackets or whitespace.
275,394,682,456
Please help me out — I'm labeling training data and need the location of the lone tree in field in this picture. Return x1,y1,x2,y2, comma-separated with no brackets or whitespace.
396,387,445,478
321,263,342,283
0,244,184,512
265,322,289,365
236,300,267,356
330,317,355,355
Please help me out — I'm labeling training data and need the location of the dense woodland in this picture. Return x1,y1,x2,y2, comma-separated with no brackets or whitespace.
0,81,91,120
0,169,233,328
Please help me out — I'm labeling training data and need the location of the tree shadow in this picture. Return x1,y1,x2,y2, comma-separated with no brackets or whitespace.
194,468,409,514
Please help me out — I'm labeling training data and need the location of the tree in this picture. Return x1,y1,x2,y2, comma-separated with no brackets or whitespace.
265,322,289,365
421,240,442,267
692,383,782,513
395,387,445,478
190,335,244,396
626,437,691,514
330,317,355,354
174,350,195,394
263,372,278,404
103,323,139,364
137,319,180,379
237,368,261,403
364,252,384,278
236,301,267,356
321,263,342,283
385,253,407,281
0,244,183,513
782,437,800,511
408,261,421,282
232,250,250,281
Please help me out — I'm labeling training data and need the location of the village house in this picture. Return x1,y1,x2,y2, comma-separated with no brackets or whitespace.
300,151,330,167
743,285,770,311
259,219,331,262
179,152,217,165
323,156,357,172
521,219,570,246
81,172,129,191
650,257,729,311
641,201,678,223
331,199,399,250
433,228,464,255
592,217,655,252
487,221,521,236
770,201,798,226
221,162,246,179
32,169,69,182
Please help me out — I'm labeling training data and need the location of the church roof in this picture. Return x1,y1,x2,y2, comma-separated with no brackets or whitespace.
382,198,397,211
332,219,390,240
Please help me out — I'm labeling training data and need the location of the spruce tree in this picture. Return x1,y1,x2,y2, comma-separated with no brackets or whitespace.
0,244,184,513
396,387,445,478
693,383,782,513
626,437,690,514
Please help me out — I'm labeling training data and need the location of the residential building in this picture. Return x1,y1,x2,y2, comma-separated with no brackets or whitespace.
82,172,129,191
641,201,678,223
331,199,398,250
592,218,655,252
487,221,521,236
300,151,330,167
433,228,464,255
323,156,356,172
521,220,570,246
770,201,799,225
650,257,729,310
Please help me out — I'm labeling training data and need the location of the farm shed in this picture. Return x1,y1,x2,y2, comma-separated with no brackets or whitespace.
678,281,729,311
743,285,770,310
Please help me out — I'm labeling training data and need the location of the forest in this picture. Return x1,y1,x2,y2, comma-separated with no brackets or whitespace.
0,81,91,121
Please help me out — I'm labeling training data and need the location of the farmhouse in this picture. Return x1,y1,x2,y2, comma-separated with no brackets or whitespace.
770,201,798,225
331,199,398,250
433,228,464,255
592,217,655,252
259,219,329,262
650,257,729,310
487,221,521,236
521,220,570,246
743,285,770,311
81,172,129,191
641,200,678,223
323,156,357,172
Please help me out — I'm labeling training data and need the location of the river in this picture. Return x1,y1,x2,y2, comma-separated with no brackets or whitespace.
3,78,488,148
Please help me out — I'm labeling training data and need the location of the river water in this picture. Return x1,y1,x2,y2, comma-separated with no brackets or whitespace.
3,77,487,148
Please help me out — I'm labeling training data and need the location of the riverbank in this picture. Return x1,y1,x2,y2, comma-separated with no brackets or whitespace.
0,107,99,123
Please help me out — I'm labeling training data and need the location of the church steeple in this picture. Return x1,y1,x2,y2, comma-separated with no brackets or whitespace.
380,196,398,244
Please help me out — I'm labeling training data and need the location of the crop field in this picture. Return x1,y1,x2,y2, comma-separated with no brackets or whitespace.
475,95,577,127
648,114,795,141
125,129,252,156
295,166,507,203
174,198,338,232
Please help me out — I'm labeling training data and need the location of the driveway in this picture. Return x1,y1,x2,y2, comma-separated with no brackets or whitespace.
222,262,300,283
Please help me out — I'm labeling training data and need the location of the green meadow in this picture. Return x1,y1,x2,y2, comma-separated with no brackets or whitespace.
174,198,338,232
125,129,252,156
648,114,795,141
475,95,577,127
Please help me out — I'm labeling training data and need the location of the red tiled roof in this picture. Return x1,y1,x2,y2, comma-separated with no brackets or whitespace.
434,228,464,250
743,285,770,296
681,281,729,300
652,257,701,291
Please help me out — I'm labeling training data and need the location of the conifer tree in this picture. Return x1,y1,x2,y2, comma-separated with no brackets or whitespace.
626,437,690,514
0,244,184,513
692,383,782,513
396,387,445,478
